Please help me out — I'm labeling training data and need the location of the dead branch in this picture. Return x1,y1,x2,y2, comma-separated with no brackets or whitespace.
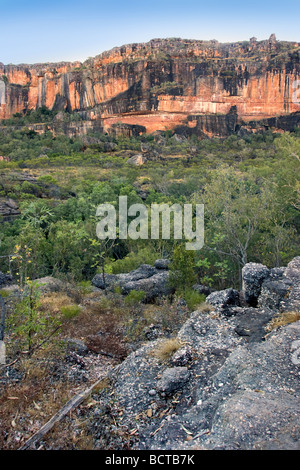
18,375,107,450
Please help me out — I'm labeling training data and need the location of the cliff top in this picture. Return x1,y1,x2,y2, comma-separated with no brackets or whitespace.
1,35,299,69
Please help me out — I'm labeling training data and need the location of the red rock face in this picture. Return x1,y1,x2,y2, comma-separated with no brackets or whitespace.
1,37,299,134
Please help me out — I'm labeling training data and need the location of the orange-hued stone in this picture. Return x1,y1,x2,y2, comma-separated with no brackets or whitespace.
1,37,299,132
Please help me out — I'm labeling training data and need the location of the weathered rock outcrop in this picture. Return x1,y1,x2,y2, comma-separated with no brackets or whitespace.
1,36,299,136
0,198,20,220
86,256,300,450
91,261,173,301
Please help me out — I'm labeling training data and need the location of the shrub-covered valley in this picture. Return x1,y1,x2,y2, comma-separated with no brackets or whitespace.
0,107,299,450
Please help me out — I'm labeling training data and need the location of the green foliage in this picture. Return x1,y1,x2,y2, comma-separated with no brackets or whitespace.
124,289,146,305
0,119,299,291
150,81,182,95
60,304,81,320
0,289,10,298
183,289,206,311
169,244,196,294
107,247,158,274
8,281,61,355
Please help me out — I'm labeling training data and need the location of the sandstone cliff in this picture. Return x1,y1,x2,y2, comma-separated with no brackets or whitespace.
1,36,299,136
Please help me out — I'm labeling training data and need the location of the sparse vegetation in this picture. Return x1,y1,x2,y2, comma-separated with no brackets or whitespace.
60,304,82,320
151,338,182,361
266,311,300,332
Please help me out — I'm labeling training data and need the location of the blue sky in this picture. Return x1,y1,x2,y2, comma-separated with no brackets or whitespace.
1,0,299,64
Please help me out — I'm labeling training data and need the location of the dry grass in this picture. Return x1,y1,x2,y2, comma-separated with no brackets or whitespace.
197,302,215,314
0,354,73,450
151,338,182,362
266,311,300,332
39,292,74,315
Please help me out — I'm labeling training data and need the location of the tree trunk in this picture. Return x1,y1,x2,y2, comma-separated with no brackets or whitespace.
0,295,6,364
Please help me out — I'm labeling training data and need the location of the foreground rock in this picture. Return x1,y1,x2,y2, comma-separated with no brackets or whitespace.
86,257,300,450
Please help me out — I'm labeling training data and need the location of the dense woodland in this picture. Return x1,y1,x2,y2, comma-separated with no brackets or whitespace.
0,110,299,293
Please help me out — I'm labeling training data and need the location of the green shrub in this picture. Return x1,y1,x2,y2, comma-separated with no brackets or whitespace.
124,289,146,305
60,305,81,320
169,244,196,293
108,247,158,274
37,175,58,185
0,289,10,298
78,280,92,295
184,289,206,311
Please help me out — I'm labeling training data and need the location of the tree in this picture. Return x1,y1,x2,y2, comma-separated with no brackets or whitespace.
193,166,298,287
169,243,196,294
9,280,60,357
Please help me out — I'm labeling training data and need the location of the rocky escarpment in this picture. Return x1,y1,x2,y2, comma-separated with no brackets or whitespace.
86,257,300,450
1,36,300,136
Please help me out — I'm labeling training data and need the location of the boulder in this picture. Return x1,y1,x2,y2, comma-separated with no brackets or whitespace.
91,273,119,290
258,278,292,311
92,263,173,301
122,271,172,302
154,259,170,270
242,262,270,306
156,367,191,396
127,154,147,165
192,284,211,296
280,256,300,312
206,288,240,308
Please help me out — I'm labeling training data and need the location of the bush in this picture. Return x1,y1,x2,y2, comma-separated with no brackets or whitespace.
169,244,196,294
124,289,146,305
60,305,81,320
183,289,206,311
108,247,158,274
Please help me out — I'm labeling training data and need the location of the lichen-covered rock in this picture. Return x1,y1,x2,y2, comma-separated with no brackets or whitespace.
126,154,147,166
170,346,193,367
91,273,118,290
258,278,292,311
143,324,162,341
154,259,170,270
85,257,300,450
242,262,270,306
206,288,240,309
92,263,173,301
232,306,274,342
156,367,191,395
122,271,172,302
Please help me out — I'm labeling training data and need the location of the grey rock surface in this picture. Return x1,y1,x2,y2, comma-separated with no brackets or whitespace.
86,257,300,450
156,367,191,395
206,288,240,308
242,262,270,306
